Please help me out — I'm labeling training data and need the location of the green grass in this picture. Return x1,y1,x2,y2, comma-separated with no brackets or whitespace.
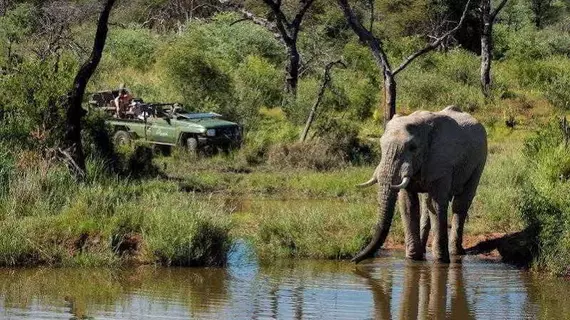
0,120,551,267
0,161,231,267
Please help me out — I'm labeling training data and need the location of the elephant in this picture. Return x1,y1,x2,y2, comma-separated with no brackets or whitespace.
353,106,487,263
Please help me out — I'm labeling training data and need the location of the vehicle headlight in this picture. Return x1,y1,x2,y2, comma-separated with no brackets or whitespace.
206,129,216,137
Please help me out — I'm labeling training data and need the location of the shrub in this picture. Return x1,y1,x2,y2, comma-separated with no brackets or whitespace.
267,139,347,171
233,55,283,127
517,121,570,274
546,74,570,109
161,44,234,115
106,28,159,71
0,162,232,267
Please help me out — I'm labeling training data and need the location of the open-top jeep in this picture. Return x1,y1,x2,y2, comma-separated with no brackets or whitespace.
89,91,242,153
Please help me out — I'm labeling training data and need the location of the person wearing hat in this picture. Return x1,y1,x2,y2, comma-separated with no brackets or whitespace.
114,84,133,118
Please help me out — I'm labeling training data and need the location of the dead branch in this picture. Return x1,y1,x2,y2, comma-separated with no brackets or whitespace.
392,0,472,75
300,60,346,142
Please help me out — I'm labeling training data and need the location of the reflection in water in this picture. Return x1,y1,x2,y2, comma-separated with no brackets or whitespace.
1,253,570,319
355,259,475,320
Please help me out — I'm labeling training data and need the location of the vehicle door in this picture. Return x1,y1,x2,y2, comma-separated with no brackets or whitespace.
146,117,177,144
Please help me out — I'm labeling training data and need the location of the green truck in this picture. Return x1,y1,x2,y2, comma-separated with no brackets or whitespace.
89,91,242,153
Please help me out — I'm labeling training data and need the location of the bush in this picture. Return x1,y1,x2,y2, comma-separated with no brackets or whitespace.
266,118,377,170
267,139,347,171
106,28,159,71
517,121,570,274
546,74,570,109
234,55,283,127
160,43,234,116
0,162,231,267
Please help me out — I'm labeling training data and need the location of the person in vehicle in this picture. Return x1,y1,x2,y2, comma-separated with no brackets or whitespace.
114,85,133,118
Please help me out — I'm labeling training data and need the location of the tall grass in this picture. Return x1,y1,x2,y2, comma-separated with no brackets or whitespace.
516,121,570,274
0,156,231,267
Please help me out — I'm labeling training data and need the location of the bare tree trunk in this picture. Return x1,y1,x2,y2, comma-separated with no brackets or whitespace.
480,0,507,98
481,0,492,98
286,43,300,97
384,74,397,127
0,0,8,16
300,60,345,142
62,0,115,179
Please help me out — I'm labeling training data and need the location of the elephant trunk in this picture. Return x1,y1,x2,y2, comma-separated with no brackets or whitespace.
352,148,403,263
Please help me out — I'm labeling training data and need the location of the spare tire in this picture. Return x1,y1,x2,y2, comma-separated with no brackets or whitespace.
113,130,131,147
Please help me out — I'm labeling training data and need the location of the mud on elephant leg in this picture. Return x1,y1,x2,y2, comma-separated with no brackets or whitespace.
399,190,423,260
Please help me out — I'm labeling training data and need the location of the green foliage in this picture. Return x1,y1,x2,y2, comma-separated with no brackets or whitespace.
106,28,159,71
0,162,231,267
234,55,283,126
253,202,377,259
0,3,37,44
0,55,77,148
546,74,570,109
161,43,234,114
239,111,299,165
518,121,570,274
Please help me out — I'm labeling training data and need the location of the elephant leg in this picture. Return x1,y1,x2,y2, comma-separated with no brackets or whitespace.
420,193,431,255
398,190,422,260
428,179,451,263
450,203,467,256
450,165,484,256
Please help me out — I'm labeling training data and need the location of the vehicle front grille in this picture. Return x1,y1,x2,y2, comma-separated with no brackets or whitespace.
217,126,241,140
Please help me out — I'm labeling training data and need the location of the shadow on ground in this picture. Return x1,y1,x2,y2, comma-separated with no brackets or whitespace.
465,228,538,267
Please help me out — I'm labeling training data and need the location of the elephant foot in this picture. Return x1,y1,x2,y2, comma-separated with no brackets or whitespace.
433,253,450,263
406,253,425,261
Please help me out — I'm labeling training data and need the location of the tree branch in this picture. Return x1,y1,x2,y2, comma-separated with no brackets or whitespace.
491,0,508,21
229,7,285,46
337,0,391,73
261,0,293,41
291,0,315,30
392,0,472,75
300,59,346,142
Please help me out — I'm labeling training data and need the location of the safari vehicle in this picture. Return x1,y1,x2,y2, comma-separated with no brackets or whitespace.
89,91,242,153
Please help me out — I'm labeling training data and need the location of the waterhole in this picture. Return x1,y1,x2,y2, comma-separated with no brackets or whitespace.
1,243,568,319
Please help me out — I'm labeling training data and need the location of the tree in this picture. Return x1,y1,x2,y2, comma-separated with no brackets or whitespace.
530,0,554,28
61,0,116,179
480,0,508,98
337,0,471,127
300,60,345,142
223,0,315,99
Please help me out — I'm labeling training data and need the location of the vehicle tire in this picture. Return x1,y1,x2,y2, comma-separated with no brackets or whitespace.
186,137,198,155
113,130,131,147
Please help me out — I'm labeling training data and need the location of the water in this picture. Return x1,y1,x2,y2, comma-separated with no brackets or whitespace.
1,246,569,320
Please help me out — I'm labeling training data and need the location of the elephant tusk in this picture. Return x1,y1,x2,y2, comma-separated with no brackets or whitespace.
391,177,410,189
356,177,378,188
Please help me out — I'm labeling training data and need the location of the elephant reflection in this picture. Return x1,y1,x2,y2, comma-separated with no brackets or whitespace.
356,259,474,319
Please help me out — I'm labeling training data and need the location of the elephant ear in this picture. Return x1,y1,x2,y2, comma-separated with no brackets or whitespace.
422,116,467,182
